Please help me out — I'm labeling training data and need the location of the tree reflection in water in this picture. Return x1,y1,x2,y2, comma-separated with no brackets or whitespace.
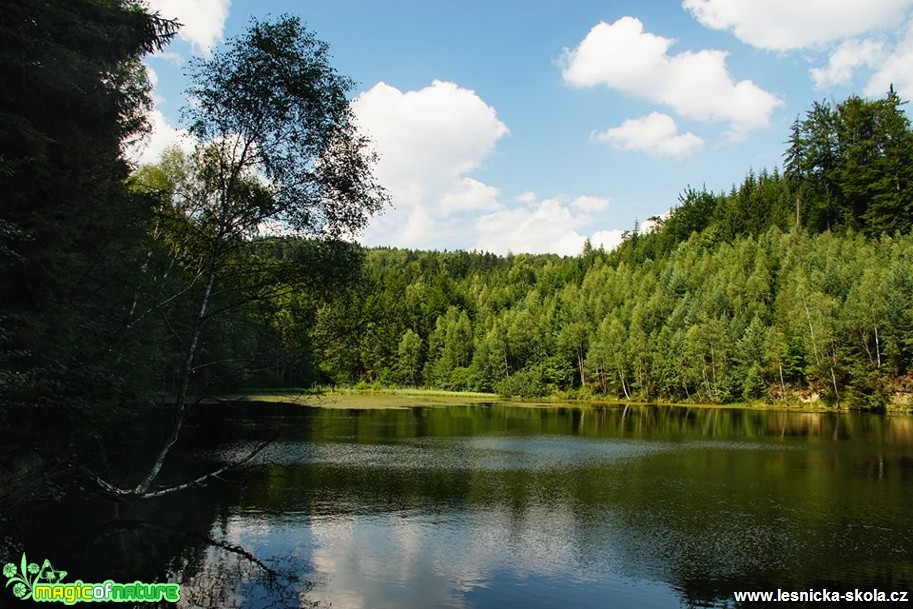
3,402,913,608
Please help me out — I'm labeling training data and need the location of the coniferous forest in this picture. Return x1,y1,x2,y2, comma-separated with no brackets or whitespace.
233,90,913,410
3,0,913,507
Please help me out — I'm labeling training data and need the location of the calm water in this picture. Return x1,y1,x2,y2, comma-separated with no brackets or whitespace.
12,403,913,608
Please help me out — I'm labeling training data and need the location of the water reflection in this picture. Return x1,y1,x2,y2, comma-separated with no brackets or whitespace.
6,403,913,608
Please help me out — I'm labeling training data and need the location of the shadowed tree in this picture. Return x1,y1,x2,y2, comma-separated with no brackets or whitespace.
95,15,388,500
0,0,176,498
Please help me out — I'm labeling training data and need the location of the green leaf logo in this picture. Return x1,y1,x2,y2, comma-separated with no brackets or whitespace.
12,582,26,598
3,553,52,601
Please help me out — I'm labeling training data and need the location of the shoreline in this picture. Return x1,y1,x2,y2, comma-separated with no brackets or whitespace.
225,387,911,414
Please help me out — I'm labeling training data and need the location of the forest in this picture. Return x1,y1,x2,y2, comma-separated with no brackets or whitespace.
2,0,913,508
204,91,913,410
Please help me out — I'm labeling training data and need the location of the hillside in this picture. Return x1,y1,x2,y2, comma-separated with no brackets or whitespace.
290,92,913,409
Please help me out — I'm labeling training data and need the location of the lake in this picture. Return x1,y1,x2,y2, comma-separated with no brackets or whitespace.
11,402,913,608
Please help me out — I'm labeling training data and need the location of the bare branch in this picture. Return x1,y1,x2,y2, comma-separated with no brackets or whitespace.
88,434,276,501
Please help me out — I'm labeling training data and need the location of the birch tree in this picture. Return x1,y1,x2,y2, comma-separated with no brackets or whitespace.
95,15,387,500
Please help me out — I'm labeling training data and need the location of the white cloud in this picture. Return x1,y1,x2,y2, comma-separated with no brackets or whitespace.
591,229,625,251
474,196,620,256
865,20,913,96
353,81,508,185
351,80,509,249
147,0,231,56
639,210,672,235
440,178,501,214
683,0,913,51
352,81,622,255
810,39,888,88
571,195,610,213
562,17,671,90
682,1,913,98
150,50,183,65
475,198,589,256
125,66,194,166
593,112,704,157
127,107,194,166
397,205,437,247
516,191,537,205
561,17,782,134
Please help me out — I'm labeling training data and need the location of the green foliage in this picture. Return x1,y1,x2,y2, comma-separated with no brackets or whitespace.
395,329,424,386
0,0,176,447
785,90,913,235
494,368,550,399
1,8,390,505
183,15,387,239
308,188,912,408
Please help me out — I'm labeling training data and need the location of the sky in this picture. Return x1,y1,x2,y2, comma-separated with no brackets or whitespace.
136,0,913,255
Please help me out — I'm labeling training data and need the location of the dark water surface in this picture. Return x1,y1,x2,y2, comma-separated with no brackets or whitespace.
11,403,913,607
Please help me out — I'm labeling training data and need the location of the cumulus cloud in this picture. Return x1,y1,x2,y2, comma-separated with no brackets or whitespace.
683,1,913,98
561,17,782,134
591,229,625,251
439,178,502,214
147,0,232,56
865,20,913,96
474,195,619,256
351,80,509,249
639,210,672,235
352,81,623,255
127,107,194,166
682,0,913,51
150,50,183,65
571,195,610,213
516,191,537,205
810,39,888,88
475,198,590,256
592,112,704,157
125,66,194,166
353,81,508,183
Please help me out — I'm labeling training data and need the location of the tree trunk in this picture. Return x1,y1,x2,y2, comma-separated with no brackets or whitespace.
875,325,882,368
803,298,821,365
829,354,841,409
618,367,630,400
134,230,224,495
779,361,787,403
578,349,586,387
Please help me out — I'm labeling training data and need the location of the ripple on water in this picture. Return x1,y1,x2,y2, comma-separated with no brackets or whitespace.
236,435,680,473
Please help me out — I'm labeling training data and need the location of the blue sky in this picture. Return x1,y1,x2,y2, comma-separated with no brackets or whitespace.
138,0,913,255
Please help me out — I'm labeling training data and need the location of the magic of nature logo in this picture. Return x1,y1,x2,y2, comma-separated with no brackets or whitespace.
4,553,180,604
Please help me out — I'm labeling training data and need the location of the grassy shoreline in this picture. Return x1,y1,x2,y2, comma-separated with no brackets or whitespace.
232,387,498,409
225,386,910,413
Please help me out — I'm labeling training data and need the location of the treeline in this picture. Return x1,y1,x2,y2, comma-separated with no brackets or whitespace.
610,89,913,267
286,91,913,408
303,230,911,408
